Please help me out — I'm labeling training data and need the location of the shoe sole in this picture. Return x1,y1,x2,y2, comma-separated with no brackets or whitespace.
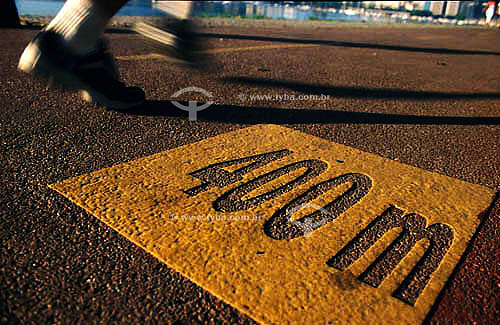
18,40,144,110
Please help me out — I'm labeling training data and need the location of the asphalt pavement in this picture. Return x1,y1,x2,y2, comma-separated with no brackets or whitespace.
1,21,499,324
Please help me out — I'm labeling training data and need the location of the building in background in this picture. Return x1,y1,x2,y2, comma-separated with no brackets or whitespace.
256,5,265,17
457,1,478,19
429,1,446,16
411,1,432,11
445,1,460,17
191,1,486,23
369,1,404,10
246,3,256,16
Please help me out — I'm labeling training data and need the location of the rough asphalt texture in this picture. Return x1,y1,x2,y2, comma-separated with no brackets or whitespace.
1,20,499,324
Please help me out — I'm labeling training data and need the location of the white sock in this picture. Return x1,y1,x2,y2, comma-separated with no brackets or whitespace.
153,1,192,20
46,0,110,56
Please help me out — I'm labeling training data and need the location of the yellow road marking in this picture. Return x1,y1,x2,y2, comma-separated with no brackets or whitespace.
116,53,169,61
50,125,495,324
116,44,320,61
202,44,320,54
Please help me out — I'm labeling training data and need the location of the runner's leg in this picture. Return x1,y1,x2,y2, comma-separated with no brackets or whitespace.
18,0,145,109
133,1,208,69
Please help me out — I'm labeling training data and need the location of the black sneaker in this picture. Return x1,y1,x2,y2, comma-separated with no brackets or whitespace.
18,30,145,110
133,18,208,70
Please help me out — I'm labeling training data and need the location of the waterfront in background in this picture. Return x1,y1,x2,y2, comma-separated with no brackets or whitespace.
15,0,488,26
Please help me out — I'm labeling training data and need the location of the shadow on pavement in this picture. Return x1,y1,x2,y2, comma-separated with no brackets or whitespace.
15,27,500,56
224,77,500,100
198,32,500,56
125,100,500,126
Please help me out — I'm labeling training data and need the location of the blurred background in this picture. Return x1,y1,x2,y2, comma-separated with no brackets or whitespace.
14,1,497,27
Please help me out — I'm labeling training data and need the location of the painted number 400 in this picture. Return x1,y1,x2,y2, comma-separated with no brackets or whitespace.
184,149,454,306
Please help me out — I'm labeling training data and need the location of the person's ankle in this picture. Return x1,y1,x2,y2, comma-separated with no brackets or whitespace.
45,0,109,56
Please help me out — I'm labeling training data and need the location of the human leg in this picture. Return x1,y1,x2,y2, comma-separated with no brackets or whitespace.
18,0,145,109
133,1,207,69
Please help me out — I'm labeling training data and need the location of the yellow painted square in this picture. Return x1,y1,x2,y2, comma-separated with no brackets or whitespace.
50,125,495,324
